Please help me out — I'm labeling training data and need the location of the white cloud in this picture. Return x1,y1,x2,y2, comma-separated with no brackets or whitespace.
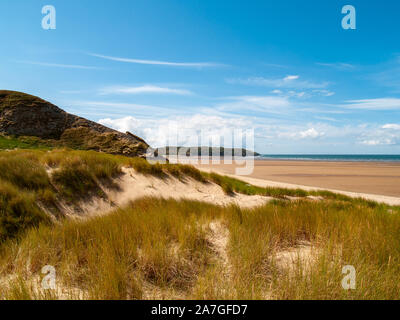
299,128,324,139
283,75,299,81
66,100,174,118
382,124,400,130
89,53,223,68
314,116,338,122
100,85,192,95
271,88,334,99
99,114,253,148
217,95,292,114
227,76,329,89
95,111,400,151
359,124,400,146
361,139,394,146
17,60,101,70
266,122,400,151
343,98,400,110
316,62,355,70
312,89,335,97
275,123,370,142
279,127,325,140
230,96,290,107
287,91,308,98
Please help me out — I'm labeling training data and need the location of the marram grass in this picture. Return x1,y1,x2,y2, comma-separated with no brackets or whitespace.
0,198,399,300
0,149,399,299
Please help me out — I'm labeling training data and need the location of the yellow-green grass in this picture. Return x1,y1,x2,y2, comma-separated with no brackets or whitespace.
2,149,400,300
0,149,231,241
0,135,56,150
0,148,394,242
0,198,399,300
202,172,360,202
0,149,124,239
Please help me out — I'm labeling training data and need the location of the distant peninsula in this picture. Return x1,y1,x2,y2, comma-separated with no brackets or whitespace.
154,146,260,157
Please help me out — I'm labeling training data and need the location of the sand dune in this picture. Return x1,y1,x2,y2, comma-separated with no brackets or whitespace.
63,168,273,217
62,160,400,218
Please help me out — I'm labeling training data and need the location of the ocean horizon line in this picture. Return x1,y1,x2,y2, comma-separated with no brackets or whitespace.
259,154,400,162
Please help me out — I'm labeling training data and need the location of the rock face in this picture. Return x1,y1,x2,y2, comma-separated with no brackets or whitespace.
0,90,149,156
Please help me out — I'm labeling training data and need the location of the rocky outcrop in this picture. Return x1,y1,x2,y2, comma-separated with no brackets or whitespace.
0,90,149,157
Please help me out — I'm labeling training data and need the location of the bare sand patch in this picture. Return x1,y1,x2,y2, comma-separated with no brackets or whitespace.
273,241,318,276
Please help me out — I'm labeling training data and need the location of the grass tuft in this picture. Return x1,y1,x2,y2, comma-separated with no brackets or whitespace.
0,153,50,190
0,197,399,299
0,180,50,241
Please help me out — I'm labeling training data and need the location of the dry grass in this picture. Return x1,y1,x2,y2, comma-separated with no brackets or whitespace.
59,127,148,157
0,181,51,242
0,198,217,299
0,196,399,300
1,149,400,300
0,149,125,239
0,149,220,240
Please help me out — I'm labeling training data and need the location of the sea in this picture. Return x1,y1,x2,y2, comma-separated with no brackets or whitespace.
259,154,400,162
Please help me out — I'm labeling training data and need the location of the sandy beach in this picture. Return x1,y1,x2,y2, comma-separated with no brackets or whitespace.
195,159,400,199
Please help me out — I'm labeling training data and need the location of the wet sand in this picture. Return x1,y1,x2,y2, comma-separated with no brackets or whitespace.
195,160,400,198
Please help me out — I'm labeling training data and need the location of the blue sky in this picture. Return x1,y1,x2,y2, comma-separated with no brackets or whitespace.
1,0,400,154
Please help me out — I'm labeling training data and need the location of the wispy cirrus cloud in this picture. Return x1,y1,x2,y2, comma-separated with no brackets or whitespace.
227,75,329,89
65,100,175,118
216,95,292,114
342,98,400,110
316,62,355,70
88,53,224,68
262,63,289,69
99,85,192,95
361,55,400,93
271,89,335,99
312,89,335,97
16,60,102,70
